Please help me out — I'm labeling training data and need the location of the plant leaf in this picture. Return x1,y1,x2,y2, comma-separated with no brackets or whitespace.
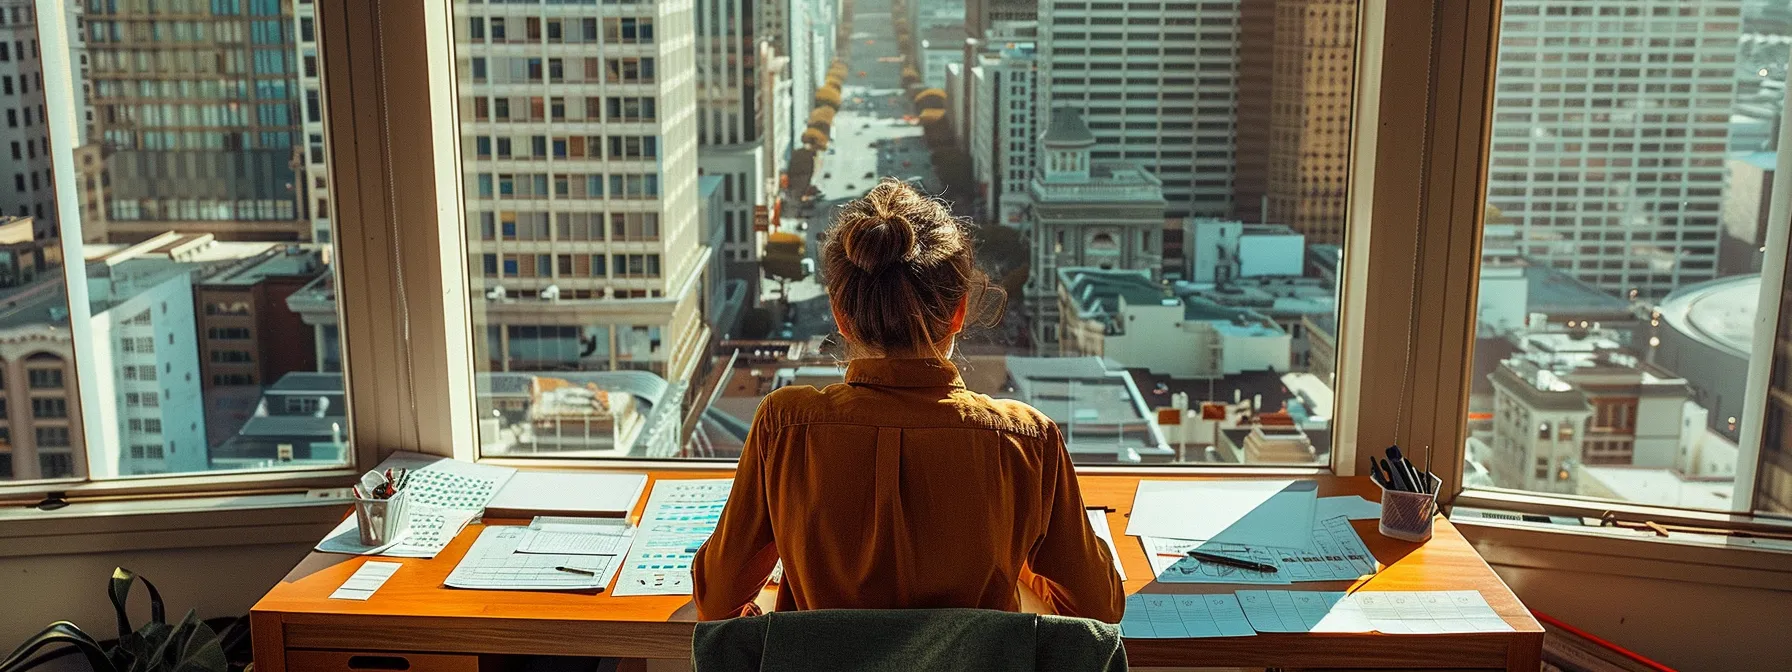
0,622,114,672
167,612,227,672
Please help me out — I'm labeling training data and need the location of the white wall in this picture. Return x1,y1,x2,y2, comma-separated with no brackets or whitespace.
1631,392,1687,469
1217,328,1292,376
0,540,321,651
1464,525,1792,672
1236,233,1303,278
1102,300,1208,378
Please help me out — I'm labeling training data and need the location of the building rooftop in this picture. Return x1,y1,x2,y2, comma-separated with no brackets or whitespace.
1580,466,1734,510
1058,267,1171,319
999,355,1171,461
1523,263,1633,317
0,277,70,331
200,248,323,287
1657,274,1757,360
1177,278,1336,319
1042,108,1096,146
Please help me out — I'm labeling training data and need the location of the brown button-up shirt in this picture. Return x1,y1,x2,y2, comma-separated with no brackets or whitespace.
692,357,1124,623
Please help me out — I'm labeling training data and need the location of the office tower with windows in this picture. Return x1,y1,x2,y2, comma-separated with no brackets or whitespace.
458,0,710,431
1265,0,1355,244
293,0,329,244
763,0,834,172
1486,0,1742,300
83,0,306,243
969,32,1036,227
1036,0,1239,220
695,0,777,264
0,0,56,223
1230,0,1272,224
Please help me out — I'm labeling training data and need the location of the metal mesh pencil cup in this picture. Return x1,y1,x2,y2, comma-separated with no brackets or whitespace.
1377,473,1440,543
353,488,410,546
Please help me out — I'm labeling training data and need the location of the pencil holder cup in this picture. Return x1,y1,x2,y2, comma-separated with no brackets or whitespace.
353,488,410,546
1377,474,1440,543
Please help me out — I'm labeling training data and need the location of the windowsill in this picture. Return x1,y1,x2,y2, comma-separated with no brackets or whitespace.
1455,514,1792,592
0,488,353,559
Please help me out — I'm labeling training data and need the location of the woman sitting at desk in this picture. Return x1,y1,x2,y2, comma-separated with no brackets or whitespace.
692,180,1124,623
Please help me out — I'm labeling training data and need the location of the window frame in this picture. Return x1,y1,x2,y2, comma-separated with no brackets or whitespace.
1400,0,1792,528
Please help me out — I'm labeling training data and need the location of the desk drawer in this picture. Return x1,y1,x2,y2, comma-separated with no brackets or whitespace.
286,650,481,672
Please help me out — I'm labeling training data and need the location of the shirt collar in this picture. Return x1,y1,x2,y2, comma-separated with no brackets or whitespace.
844,358,966,389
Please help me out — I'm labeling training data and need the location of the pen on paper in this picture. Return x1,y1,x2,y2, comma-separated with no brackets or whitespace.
554,566,597,576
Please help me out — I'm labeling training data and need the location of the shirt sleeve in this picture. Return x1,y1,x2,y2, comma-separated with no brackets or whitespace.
691,411,780,621
1022,423,1126,623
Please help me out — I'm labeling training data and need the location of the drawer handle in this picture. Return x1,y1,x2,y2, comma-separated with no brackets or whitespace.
346,656,412,670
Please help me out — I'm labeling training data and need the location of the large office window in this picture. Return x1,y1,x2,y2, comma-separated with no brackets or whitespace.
0,0,348,483
456,0,1357,465
1463,0,1790,516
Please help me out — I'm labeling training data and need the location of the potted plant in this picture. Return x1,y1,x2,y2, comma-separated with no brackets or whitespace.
0,568,238,672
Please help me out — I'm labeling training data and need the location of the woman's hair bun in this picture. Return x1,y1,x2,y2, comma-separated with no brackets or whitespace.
837,181,925,273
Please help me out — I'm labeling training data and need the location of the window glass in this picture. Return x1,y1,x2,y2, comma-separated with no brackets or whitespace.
457,0,1350,465
1466,0,1781,513
3,0,348,482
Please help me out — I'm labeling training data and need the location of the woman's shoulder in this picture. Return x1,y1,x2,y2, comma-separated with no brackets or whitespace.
950,390,1057,440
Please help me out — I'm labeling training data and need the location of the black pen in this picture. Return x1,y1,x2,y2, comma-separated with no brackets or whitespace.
554,566,597,576
1188,550,1279,574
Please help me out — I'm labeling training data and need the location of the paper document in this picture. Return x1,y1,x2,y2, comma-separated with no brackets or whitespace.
1352,590,1514,634
611,479,733,597
445,526,620,591
1126,480,1318,550
1119,593,1256,639
519,517,636,555
1143,536,1290,585
485,471,649,519
1148,515,1375,584
329,561,401,600
312,453,518,559
1236,590,1373,633
1316,495,1382,520
1085,509,1127,581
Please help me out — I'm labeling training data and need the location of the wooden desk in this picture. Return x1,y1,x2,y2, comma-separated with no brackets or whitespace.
252,472,1542,671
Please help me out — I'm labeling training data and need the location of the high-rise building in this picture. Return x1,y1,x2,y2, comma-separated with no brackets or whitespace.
969,30,1036,227
457,0,711,437
83,0,306,243
1035,0,1239,220
1230,0,1273,224
293,0,330,244
695,0,778,265
1486,0,1741,300
0,0,56,224
1265,0,1355,244
763,0,835,177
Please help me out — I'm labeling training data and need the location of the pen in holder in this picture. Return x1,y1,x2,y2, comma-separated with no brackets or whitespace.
1377,473,1441,543
353,486,410,547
